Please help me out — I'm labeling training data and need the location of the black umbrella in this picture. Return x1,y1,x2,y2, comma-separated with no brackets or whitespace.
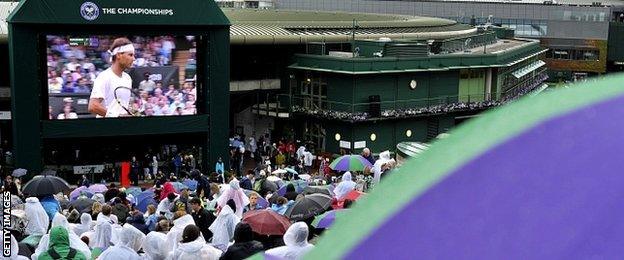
22,175,70,196
284,193,332,221
70,197,95,214
261,179,278,192
303,186,332,197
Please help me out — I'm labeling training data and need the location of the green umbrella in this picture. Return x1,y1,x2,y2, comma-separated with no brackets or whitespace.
329,155,373,172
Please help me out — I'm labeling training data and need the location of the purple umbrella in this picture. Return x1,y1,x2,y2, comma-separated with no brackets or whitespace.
329,155,373,172
306,74,624,259
70,186,94,202
88,184,107,193
311,209,348,229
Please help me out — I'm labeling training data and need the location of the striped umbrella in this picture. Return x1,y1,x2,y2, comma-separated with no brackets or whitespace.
304,74,624,259
329,155,373,172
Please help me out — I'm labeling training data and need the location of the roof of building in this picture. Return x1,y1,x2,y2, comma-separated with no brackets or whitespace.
0,4,476,44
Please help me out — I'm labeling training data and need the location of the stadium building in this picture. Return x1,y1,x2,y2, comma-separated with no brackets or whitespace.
1,4,547,168
274,0,624,81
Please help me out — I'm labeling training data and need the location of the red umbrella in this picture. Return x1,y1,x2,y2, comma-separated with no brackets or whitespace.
344,190,365,201
242,209,291,236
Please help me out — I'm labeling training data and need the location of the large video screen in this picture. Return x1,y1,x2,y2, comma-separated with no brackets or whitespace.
46,35,198,119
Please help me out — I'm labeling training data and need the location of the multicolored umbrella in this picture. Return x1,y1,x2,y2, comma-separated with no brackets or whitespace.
242,209,291,236
311,209,347,229
306,74,624,259
88,184,108,193
329,155,373,172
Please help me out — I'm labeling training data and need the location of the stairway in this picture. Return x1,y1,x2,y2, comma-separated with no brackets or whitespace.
426,118,439,141
173,50,191,84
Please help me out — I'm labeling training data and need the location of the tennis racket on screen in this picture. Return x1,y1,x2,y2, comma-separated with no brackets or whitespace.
113,86,144,117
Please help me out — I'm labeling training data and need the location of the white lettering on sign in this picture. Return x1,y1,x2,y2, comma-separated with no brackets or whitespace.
114,8,174,16
73,165,105,174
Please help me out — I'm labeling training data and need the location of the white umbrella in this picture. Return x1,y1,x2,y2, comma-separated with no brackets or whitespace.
12,168,27,178
298,174,311,181
267,175,282,182
272,169,287,175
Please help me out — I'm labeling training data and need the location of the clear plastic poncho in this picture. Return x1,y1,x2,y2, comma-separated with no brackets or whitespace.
32,213,92,260
373,150,392,184
24,197,49,236
164,214,196,253
217,180,250,218
165,234,221,260
98,224,143,260
71,213,93,237
265,222,314,260
208,205,240,250
333,172,357,200
141,232,168,260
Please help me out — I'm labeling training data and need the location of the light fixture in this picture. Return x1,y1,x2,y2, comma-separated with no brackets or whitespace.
406,129,412,137
335,133,341,141
409,79,417,90
370,133,377,141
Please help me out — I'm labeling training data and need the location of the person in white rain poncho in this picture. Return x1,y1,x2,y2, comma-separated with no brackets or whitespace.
164,213,197,253
98,224,144,260
333,172,357,200
71,213,94,237
92,220,113,251
166,224,221,260
217,179,250,218
32,213,92,260
265,222,314,260
1,231,29,260
209,199,240,252
92,193,106,204
141,232,168,260
373,150,392,184
24,197,49,236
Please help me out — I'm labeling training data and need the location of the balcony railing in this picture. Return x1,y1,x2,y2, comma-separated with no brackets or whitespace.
252,72,548,122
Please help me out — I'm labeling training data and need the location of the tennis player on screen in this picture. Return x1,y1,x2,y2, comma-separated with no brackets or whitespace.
88,37,135,117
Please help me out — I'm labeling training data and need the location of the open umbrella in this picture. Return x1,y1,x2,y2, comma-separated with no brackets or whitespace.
311,209,348,229
266,175,281,182
11,168,27,178
297,174,311,181
70,186,94,202
243,189,270,209
171,182,189,192
182,179,198,191
135,190,156,213
242,209,291,236
271,169,287,175
70,197,95,214
260,179,278,192
284,167,298,175
284,193,332,221
307,74,624,259
276,180,308,196
344,190,365,201
329,155,373,172
303,186,333,197
22,175,70,196
88,184,108,193
124,186,142,197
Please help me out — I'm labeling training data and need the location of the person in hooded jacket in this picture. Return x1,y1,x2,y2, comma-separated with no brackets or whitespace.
98,224,144,260
70,213,93,237
220,223,264,260
91,220,113,259
32,213,92,260
166,225,221,260
24,197,50,237
37,226,87,260
141,231,168,260
126,210,149,234
209,199,240,252
372,150,392,184
333,172,357,200
164,211,197,253
264,222,314,260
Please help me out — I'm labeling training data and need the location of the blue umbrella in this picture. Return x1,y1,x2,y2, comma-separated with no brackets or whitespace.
284,167,298,175
182,179,198,191
124,186,142,197
171,182,189,192
12,168,27,178
135,190,156,213
277,180,308,196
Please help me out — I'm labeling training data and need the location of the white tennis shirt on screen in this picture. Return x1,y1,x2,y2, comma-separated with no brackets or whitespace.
90,68,133,118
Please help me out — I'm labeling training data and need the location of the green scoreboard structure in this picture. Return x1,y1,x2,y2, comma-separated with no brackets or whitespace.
7,0,230,173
